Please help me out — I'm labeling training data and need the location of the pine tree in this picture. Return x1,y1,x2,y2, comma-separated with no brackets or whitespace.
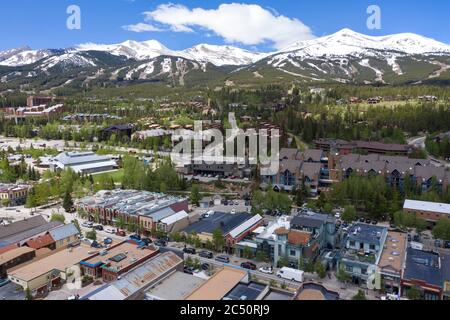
63,190,74,212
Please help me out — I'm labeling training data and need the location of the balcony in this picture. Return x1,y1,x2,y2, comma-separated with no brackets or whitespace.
342,249,376,264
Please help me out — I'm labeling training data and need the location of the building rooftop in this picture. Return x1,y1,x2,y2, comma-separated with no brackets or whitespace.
291,212,334,229
378,231,407,275
86,251,183,300
0,221,63,247
295,283,339,300
403,247,442,288
159,210,188,226
48,223,79,242
262,289,295,300
183,212,253,236
9,244,96,282
223,281,267,300
288,230,312,246
346,223,387,246
78,190,187,218
81,240,157,273
145,271,205,300
403,199,450,215
0,247,35,265
0,216,47,240
185,267,248,300
25,234,55,249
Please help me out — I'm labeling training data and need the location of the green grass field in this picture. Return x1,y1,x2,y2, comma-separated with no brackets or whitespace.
92,169,124,184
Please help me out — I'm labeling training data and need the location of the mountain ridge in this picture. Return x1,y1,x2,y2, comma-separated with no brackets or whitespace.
1,29,450,89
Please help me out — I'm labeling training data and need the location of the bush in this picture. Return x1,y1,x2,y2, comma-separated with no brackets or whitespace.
81,275,94,287
352,290,367,300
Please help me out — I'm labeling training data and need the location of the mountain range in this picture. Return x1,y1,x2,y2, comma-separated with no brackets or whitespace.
1,28,450,91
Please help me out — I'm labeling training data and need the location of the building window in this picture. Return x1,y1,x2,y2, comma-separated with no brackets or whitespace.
290,250,296,256
349,241,356,247
369,244,375,250
346,265,353,272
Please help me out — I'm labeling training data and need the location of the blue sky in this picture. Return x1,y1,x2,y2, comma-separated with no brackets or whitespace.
1,0,449,51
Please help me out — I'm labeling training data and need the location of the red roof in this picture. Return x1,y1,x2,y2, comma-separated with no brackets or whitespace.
25,234,55,249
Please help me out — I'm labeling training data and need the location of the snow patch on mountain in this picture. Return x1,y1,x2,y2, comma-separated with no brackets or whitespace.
37,53,97,72
0,48,53,66
180,44,266,66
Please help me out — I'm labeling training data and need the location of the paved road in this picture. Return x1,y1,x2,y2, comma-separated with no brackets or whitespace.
184,253,301,290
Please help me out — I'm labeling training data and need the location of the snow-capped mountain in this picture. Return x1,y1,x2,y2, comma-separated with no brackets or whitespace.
74,40,176,61
179,44,267,66
276,28,450,58
1,28,450,88
0,46,54,67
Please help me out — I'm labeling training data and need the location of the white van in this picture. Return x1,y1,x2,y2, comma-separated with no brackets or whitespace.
276,267,304,282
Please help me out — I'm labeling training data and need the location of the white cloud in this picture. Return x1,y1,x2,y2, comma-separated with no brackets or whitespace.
122,22,163,33
137,3,315,49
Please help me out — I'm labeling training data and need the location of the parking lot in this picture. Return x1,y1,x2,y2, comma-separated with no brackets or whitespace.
0,282,25,300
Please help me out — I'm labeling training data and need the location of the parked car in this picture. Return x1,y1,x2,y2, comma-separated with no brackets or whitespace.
407,234,412,242
365,219,371,224
104,227,115,234
435,239,442,248
116,230,126,237
183,247,196,254
215,255,230,263
223,200,229,206
241,262,257,270
141,237,152,245
371,220,378,225
94,225,104,231
230,209,236,215
129,234,141,241
91,241,103,248
103,238,113,245
82,221,93,228
201,263,210,271
359,217,365,223
445,241,450,249
183,266,195,275
154,239,167,247
413,234,421,242
199,251,214,259
258,266,273,274
276,267,304,282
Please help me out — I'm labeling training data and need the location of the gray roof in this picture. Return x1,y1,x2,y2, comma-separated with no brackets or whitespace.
291,213,333,229
54,151,111,166
346,223,387,246
303,149,323,162
300,162,323,179
403,247,442,287
48,223,79,241
279,159,301,173
184,212,252,235
147,207,176,222
145,271,205,300
0,216,47,240
107,251,183,299
279,148,301,160
0,221,63,247
224,282,267,300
